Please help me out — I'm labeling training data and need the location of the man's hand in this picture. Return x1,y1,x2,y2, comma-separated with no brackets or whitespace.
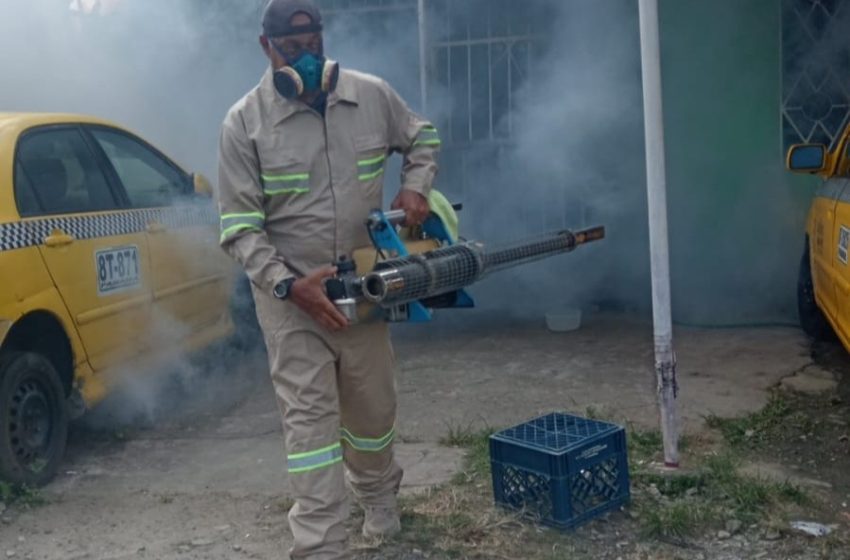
391,190,430,226
289,267,349,332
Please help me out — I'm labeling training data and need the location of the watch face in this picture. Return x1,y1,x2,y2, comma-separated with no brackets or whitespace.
275,282,288,299
275,278,294,299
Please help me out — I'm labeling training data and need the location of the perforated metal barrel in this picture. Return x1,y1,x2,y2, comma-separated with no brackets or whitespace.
362,244,484,305
361,227,604,306
483,230,578,272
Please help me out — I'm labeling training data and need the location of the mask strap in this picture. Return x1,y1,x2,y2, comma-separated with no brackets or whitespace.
268,40,292,66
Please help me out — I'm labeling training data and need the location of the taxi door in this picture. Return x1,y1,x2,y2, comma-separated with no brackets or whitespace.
810,178,844,324
826,136,850,338
84,126,231,343
15,125,152,372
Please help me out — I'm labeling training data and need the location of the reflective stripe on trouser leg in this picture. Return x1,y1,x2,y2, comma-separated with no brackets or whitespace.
340,427,395,452
337,320,403,507
288,443,343,473
254,288,350,560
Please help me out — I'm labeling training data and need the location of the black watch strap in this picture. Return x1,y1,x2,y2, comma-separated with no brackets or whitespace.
273,277,296,300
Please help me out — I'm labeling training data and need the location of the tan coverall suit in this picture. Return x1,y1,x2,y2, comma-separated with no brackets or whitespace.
217,68,440,559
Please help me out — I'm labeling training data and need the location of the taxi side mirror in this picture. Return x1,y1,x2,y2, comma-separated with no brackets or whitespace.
786,144,827,174
192,173,214,197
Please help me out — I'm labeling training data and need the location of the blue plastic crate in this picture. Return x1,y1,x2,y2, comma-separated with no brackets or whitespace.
490,412,630,529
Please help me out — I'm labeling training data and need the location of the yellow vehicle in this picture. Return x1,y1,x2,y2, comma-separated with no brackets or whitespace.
788,123,850,348
0,113,241,485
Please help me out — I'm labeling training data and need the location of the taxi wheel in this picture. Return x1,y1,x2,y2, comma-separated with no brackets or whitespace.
0,352,69,486
797,247,832,341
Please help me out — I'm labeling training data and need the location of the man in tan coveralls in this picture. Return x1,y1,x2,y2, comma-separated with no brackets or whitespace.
217,0,440,558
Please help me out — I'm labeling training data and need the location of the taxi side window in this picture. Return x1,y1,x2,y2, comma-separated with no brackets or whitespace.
14,161,40,216
15,128,119,217
89,128,189,209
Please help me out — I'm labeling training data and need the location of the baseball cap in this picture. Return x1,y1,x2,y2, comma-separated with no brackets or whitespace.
262,0,323,37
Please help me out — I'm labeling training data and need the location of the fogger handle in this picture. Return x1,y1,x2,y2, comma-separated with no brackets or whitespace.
377,203,465,227
383,209,407,224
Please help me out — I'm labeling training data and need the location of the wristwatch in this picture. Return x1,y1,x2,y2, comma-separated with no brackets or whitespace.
273,277,297,300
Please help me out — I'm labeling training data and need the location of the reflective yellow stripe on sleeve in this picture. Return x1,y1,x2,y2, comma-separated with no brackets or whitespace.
219,211,265,243
413,126,441,147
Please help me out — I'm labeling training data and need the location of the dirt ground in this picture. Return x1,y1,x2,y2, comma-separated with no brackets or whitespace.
0,311,847,559
761,339,850,524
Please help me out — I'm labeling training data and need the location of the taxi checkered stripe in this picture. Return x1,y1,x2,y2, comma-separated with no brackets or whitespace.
0,206,218,252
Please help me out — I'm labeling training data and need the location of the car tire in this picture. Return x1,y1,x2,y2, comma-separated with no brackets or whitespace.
0,352,69,486
797,245,833,341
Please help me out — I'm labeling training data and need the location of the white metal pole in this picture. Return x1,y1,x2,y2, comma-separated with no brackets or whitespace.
417,0,428,114
637,0,680,467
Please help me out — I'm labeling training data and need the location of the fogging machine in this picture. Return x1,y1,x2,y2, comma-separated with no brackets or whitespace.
326,205,605,324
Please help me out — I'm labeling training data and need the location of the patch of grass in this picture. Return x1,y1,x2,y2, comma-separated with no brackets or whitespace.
628,429,694,466
705,392,791,446
439,422,483,447
704,454,811,519
628,429,663,461
439,423,492,484
774,480,810,506
638,500,714,539
392,426,558,559
703,453,738,483
464,432,492,479
0,482,46,507
395,486,499,558
629,429,663,451
584,405,603,419
632,453,809,537
450,431,491,485
629,392,818,539
788,410,817,434
633,471,707,499
440,511,476,534
396,509,447,551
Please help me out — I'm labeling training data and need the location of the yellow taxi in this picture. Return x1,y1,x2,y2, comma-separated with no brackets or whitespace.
0,113,241,485
788,123,850,348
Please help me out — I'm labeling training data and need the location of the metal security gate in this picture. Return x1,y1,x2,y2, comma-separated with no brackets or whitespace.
420,0,557,232
425,0,554,146
782,0,850,152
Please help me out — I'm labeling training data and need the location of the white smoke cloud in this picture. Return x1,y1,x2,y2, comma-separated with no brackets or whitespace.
0,0,265,179
0,0,821,332
428,1,651,319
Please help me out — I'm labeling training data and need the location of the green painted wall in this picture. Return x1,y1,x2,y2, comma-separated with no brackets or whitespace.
660,0,817,324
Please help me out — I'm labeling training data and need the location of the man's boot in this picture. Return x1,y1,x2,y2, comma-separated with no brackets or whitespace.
361,501,401,539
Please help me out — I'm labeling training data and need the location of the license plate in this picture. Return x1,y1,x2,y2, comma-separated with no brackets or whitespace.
96,245,141,295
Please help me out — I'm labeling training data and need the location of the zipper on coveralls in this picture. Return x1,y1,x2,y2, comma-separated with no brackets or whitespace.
322,111,339,261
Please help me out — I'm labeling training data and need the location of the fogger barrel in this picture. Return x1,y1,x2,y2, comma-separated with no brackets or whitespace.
361,226,605,306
